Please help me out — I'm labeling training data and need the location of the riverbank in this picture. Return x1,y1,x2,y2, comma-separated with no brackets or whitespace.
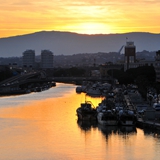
0,82,56,97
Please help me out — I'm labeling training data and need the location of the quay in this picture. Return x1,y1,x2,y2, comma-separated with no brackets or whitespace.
126,90,160,130
136,118,160,130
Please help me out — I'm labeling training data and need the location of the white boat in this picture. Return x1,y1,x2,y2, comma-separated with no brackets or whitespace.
76,86,82,93
97,110,119,126
118,109,137,126
96,97,118,125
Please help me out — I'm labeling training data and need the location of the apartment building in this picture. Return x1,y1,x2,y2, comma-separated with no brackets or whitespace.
41,50,54,69
22,50,35,68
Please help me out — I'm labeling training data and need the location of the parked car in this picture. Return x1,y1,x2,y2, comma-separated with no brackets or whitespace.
154,105,160,111
153,103,160,111
136,105,149,115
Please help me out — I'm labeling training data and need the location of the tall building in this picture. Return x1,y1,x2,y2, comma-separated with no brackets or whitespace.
124,41,136,71
41,50,54,69
22,50,35,68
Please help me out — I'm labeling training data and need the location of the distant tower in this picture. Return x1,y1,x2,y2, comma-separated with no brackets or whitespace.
124,41,136,70
41,50,54,69
22,50,35,68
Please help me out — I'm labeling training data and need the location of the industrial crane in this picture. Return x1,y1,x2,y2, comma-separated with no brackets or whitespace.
118,45,124,54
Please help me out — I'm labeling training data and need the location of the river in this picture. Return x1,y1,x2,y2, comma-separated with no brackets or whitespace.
0,83,160,160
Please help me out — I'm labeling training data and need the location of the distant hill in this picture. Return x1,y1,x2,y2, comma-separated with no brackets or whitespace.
0,31,160,57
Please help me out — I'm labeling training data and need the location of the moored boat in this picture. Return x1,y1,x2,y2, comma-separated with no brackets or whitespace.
118,109,137,126
86,87,102,97
76,101,97,121
97,110,119,126
96,98,118,125
76,86,82,93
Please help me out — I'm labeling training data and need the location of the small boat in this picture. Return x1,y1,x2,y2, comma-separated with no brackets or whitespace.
76,101,97,121
86,83,102,97
75,81,90,93
86,87,102,97
96,98,118,126
76,86,82,93
97,110,119,126
118,109,137,126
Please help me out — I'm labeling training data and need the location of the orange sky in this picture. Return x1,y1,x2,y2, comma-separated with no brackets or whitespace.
0,0,160,38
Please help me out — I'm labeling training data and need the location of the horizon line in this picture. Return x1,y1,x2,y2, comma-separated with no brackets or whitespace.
1,30,160,39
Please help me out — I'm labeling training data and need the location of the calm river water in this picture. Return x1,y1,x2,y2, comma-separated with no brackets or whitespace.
0,83,160,160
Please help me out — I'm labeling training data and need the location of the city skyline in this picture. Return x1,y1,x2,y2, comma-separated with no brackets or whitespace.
0,0,160,38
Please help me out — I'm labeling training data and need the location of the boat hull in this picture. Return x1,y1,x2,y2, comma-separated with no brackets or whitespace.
97,112,118,126
77,112,97,121
76,102,97,121
118,110,137,126
119,120,136,126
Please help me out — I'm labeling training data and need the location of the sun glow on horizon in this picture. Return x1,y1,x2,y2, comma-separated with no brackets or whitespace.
59,23,112,35
76,23,111,35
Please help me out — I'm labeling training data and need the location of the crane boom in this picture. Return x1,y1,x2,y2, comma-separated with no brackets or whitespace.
118,45,124,54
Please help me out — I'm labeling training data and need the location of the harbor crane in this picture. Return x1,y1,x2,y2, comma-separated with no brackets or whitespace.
118,45,124,54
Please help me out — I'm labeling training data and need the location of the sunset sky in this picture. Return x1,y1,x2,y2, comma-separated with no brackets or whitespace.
0,0,160,38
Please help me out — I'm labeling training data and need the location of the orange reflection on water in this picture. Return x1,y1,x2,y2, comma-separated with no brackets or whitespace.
0,90,104,160
1,87,157,160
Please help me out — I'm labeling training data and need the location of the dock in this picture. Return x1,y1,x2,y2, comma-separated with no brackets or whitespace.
137,118,160,130
126,91,160,130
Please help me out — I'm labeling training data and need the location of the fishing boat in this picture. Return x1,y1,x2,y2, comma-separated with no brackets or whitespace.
76,101,97,121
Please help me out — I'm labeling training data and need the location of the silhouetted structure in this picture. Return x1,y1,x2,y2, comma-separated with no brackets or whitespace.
124,41,136,71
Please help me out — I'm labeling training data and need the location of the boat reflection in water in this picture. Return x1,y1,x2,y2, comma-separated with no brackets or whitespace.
77,120,137,136
99,124,136,135
77,119,98,131
118,126,137,135
98,124,119,137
